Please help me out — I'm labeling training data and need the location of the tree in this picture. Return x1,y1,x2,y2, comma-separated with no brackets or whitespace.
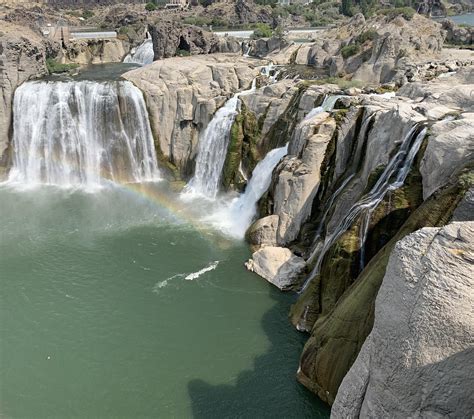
340,0,354,16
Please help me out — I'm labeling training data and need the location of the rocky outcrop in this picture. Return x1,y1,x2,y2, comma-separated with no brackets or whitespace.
245,246,306,290
441,19,474,46
61,38,128,65
238,65,474,405
266,13,447,86
332,222,474,418
148,21,240,61
0,22,47,174
123,54,260,177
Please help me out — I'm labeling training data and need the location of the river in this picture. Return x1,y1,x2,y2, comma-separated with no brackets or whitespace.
0,64,330,418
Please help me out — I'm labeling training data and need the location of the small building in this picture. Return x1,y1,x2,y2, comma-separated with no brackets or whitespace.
164,0,188,9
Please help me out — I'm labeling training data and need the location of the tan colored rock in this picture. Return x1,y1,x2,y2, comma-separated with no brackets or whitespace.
123,54,261,174
273,113,336,245
332,222,474,418
246,215,279,247
0,22,47,172
245,246,306,290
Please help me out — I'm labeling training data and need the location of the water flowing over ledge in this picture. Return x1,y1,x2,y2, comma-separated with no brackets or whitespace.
124,39,154,66
184,80,257,200
8,80,160,189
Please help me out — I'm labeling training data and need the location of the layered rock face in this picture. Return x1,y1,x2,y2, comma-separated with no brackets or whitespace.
123,54,260,176
148,21,240,61
240,68,474,404
332,222,474,418
264,13,448,85
0,22,47,171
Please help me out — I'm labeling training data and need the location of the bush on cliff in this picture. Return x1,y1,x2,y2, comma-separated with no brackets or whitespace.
251,23,273,39
378,6,416,20
145,2,157,11
340,44,360,58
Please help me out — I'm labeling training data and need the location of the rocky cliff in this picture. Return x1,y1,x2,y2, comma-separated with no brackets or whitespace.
0,22,47,174
123,54,260,177
332,222,474,418
263,13,449,86
240,67,473,405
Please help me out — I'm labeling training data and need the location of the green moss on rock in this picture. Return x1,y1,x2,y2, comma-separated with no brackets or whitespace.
222,103,261,192
296,167,473,405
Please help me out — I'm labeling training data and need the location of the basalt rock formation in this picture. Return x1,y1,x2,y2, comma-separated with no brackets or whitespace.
123,54,260,178
148,21,240,61
241,67,473,405
332,221,474,418
0,22,47,173
265,13,448,86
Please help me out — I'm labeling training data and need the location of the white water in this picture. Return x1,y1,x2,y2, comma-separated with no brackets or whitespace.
302,125,427,291
207,145,288,238
184,80,257,199
290,95,343,156
124,39,154,65
8,81,160,189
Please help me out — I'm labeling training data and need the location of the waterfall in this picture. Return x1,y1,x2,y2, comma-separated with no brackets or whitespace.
290,95,344,156
207,145,288,238
124,39,154,66
302,125,427,291
8,81,160,188
184,80,257,199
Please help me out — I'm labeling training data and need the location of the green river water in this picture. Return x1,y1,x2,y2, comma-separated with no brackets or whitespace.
0,182,330,418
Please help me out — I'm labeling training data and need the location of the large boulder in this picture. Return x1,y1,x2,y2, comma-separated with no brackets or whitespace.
332,222,474,418
245,246,306,290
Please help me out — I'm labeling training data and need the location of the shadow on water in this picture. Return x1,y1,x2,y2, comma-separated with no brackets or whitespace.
188,285,330,418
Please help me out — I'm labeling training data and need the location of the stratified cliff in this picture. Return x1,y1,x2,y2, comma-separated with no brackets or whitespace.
332,221,474,418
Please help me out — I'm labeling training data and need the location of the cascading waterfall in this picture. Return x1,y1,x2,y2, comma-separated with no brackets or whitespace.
301,124,427,291
9,80,160,188
208,145,288,238
124,39,154,65
184,80,257,199
290,95,344,156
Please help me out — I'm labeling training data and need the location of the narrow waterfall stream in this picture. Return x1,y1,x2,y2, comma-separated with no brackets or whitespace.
302,125,427,291
208,145,289,238
124,39,155,65
185,80,257,199
9,80,160,188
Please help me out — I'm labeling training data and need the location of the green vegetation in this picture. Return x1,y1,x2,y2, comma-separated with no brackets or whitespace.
46,59,79,74
340,44,361,58
340,0,415,18
176,48,191,56
251,23,273,39
145,2,157,11
378,6,416,20
355,29,378,44
82,9,94,19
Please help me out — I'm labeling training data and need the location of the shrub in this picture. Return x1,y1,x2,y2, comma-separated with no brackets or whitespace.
356,29,378,44
340,44,360,58
378,7,416,20
46,59,79,74
176,48,191,57
82,9,94,19
145,2,156,11
251,23,273,39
